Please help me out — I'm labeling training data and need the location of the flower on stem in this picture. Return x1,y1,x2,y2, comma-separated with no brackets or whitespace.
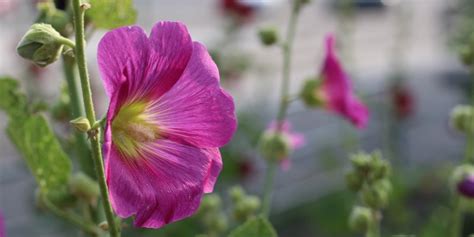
300,34,369,128
98,21,237,228
259,121,304,170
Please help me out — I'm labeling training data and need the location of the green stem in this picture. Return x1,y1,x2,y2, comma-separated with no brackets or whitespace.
261,1,303,217
62,56,95,178
261,162,277,217
71,0,119,236
366,210,380,237
451,196,462,237
43,196,101,236
57,37,76,49
465,78,474,164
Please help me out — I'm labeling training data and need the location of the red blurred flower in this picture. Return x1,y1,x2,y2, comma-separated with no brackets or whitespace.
391,84,414,119
220,0,256,20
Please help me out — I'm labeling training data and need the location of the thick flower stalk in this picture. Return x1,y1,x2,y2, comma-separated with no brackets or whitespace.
301,34,369,128
98,21,237,228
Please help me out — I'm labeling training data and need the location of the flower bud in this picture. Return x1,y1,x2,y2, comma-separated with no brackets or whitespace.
450,105,474,133
348,206,372,233
258,27,278,46
345,171,363,192
300,78,325,108
17,23,68,67
229,186,245,203
233,195,261,221
68,173,100,204
70,117,91,133
200,194,222,212
361,180,391,209
259,132,292,162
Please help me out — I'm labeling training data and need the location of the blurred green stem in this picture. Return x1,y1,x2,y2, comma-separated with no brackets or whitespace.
366,210,380,237
43,196,101,236
465,77,474,163
261,162,277,217
71,0,119,236
261,0,303,217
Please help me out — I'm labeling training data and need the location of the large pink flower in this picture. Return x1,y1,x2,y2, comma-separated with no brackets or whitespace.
98,21,237,228
319,34,369,128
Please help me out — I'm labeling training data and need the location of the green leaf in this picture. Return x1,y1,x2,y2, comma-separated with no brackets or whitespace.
0,77,71,197
0,77,28,118
229,216,277,237
87,0,137,29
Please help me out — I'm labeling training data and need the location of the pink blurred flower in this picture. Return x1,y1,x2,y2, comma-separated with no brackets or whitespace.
264,121,304,170
458,175,474,198
98,21,237,228
319,34,369,128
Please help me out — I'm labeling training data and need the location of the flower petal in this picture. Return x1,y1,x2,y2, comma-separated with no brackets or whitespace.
321,34,369,128
98,21,193,103
104,139,221,228
147,42,237,148
97,26,150,98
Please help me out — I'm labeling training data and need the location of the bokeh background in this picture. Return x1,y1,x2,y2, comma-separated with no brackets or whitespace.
1,0,473,236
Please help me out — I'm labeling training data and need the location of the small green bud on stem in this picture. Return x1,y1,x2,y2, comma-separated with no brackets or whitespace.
258,27,279,46
70,117,92,133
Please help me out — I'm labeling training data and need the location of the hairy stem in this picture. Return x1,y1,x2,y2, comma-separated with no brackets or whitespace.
62,55,95,178
261,162,277,217
71,0,119,236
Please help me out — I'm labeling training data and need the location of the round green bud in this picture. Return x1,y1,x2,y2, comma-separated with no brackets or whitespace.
450,105,474,134
348,206,372,233
229,186,246,203
450,164,474,190
233,195,261,221
17,23,69,67
258,27,278,46
259,132,292,162
345,171,363,192
200,194,222,212
361,180,391,209
70,117,91,133
68,173,100,204
300,78,325,108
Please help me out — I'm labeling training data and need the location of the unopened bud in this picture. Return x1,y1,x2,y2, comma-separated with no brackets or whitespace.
451,164,474,198
229,186,245,203
259,132,292,162
450,105,474,133
200,194,222,212
349,206,372,233
459,45,474,66
258,27,278,46
98,221,109,231
300,78,325,108
458,175,474,198
68,173,100,204
361,180,391,209
233,196,261,221
346,171,363,192
17,23,71,67
70,117,91,133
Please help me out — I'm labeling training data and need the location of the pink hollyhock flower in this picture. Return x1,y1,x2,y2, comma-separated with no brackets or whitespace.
318,34,369,128
98,21,237,228
260,121,304,170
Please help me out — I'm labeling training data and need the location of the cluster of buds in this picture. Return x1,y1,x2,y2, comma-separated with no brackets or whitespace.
198,194,228,236
229,186,261,222
450,105,474,134
346,151,392,233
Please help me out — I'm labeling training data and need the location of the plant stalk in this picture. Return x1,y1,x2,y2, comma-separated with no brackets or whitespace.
71,0,119,236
